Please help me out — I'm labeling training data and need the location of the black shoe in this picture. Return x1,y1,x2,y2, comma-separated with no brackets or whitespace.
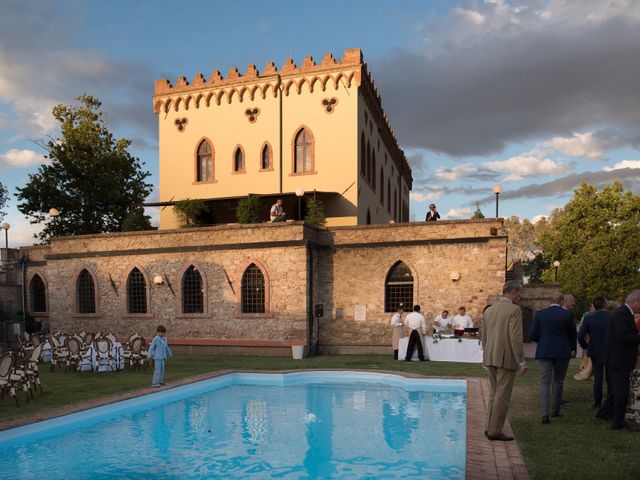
612,423,639,432
487,433,514,441
596,413,611,421
551,413,562,418
542,416,550,424
561,399,570,405
592,403,601,409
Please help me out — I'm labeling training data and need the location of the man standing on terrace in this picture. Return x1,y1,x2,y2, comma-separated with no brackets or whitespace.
481,281,528,441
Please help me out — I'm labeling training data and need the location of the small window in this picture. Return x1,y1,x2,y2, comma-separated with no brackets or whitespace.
384,261,414,312
127,267,147,314
360,132,366,178
182,265,203,314
261,144,271,170
76,269,96,314
30,274,47,313
294,128,313,173
233,147,245,173
241,263,265,314
196,140,212,182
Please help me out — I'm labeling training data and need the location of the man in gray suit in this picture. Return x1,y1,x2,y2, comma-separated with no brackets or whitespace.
481,281,528,441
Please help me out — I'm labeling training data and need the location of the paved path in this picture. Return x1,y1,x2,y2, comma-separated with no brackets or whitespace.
0,370,529,479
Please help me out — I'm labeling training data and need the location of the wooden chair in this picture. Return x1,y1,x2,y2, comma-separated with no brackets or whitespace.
105,333,117,343
93,338,113,372
48,335,69,372
65,337,83,372
0,354,20,407
125,336,147,370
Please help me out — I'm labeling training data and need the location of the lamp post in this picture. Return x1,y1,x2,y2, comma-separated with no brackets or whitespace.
295,188,305,221
48,208,59,237
492,184,502,218
553,260,560,282
2,223,9,249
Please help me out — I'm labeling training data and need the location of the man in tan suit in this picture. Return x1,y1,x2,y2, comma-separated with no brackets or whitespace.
481,280,528,441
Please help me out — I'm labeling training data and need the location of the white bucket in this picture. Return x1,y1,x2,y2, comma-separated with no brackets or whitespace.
292,345,304,359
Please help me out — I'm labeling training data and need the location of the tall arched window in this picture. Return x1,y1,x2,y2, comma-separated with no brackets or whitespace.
366,142,371,183
260,144,272,171
127,267,147,314
360,132,366,178
372,152,377,190
76,269,96,314
366,209,371,225
379,168,384,203
384,261,414,312
196,140,212,182
30,274,47,313
233,147,245,173
294,128,313,174
387,180,391,213
241,263,265,314
182,265,203,314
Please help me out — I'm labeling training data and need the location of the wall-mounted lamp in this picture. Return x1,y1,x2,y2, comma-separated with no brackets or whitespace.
450,271,461,281
153,275,164,285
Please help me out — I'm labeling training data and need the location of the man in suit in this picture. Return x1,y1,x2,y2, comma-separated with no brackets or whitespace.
528,293,577,423
481,281,528,441
597,290,640,431
425,203,441,221
577,297,611,408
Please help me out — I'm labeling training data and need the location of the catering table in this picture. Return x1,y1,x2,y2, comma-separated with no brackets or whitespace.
398,335,483,363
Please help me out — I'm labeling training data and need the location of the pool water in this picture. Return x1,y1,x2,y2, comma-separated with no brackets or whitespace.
0,372,466,479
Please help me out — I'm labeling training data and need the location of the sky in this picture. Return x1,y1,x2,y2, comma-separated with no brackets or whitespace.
1,0,640,247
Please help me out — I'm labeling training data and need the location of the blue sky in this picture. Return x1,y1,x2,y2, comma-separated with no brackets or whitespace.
1,0,639,246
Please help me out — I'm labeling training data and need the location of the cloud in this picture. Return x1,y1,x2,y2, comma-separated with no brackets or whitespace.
477,167,640,204
374,0,640,157
444,207,473,219
410,191,441,202
603,160,640,171
0,148,47,168
483,155,571,181
544,132,609,159
434,163,476,181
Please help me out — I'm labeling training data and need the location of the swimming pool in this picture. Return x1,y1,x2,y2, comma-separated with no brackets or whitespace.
0,371,467,479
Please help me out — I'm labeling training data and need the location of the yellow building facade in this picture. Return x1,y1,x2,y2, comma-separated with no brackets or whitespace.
152,48,412,228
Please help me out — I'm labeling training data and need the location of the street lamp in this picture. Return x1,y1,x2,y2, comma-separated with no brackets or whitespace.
492,184,502,218
295,188,305,221
49,208,60,238
553,260,560,282
1,223,9,249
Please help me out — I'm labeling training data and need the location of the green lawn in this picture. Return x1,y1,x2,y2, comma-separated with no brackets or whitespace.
1,356,638,479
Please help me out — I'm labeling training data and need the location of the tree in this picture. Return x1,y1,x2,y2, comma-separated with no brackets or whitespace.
536,182,640,309
236,195,262,224
122,206,155,232
471,201,485,219
504,216,540,263
304,198,326,228
0,181,8,222
173,199,209,227
15,95,152,242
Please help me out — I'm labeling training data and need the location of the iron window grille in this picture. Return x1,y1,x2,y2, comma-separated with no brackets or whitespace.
241,263,265,314
182,265,204,314
384,261,414,312
127,268,147,314
30,274,47,313
76,269,96,314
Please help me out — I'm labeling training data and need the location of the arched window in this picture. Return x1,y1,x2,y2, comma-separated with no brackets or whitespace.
233,147,245,173
379,167,384,203
366,209,371,225
384,261,414,312
260,144,272,171
182,265,203,314
372,152,377,190
196,140,212,182
76,269,96,314
30,274,47,313
360,132,366,178
127,267,147,314
366,142,371,183
241,263,265,314
387,180,391,213
294,128,313,174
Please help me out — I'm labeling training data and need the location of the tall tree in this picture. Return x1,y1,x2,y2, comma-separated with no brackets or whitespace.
15,95,152,241
504,216,540,263
536,182,640,308
0,181,8,222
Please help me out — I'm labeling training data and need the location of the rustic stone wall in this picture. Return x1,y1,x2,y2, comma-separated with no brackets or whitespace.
21,219,507,355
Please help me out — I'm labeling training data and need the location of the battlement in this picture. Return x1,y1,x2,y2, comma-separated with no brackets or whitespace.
154,48,364,96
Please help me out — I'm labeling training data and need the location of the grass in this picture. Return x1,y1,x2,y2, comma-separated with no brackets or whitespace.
1,356,639,479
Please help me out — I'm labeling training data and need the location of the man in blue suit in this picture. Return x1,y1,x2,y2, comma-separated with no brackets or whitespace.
577,297,611,408
528,293,577,424
597,290,640,431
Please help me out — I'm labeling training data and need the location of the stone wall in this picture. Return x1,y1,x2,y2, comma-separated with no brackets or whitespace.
21,219,507,355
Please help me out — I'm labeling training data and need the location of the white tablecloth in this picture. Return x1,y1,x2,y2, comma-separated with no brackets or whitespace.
79,342,125,372
398,336,483,363
42,341,52,363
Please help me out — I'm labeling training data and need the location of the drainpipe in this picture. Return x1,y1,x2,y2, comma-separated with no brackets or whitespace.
278,77,283,194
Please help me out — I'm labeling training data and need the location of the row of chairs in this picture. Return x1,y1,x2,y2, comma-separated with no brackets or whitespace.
0,344,44,407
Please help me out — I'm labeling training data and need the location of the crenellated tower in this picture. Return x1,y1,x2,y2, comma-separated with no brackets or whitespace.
150,48,412,228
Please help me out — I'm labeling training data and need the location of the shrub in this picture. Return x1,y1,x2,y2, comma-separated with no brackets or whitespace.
236,195,263,224
173,199,209,227
304,198,326,228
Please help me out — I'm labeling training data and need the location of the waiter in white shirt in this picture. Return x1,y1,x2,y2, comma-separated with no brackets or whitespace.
453,306,474,330
390,305,404,360
434,310,452,333
404,305,428,361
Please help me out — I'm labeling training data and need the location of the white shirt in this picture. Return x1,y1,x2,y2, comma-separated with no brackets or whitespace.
390,312,403,327
434,314,452,332
404,312,427,334
453,314,473,329
270,203,284,221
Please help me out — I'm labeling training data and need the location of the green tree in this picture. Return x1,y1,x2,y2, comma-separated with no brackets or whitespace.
504,216,540,263
536,182,640,308
173,199,209,227
304,198,326,228
471,201,485,219
15,95,152,242
0,181,8,222
122,206,155,232
236,195,262,224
